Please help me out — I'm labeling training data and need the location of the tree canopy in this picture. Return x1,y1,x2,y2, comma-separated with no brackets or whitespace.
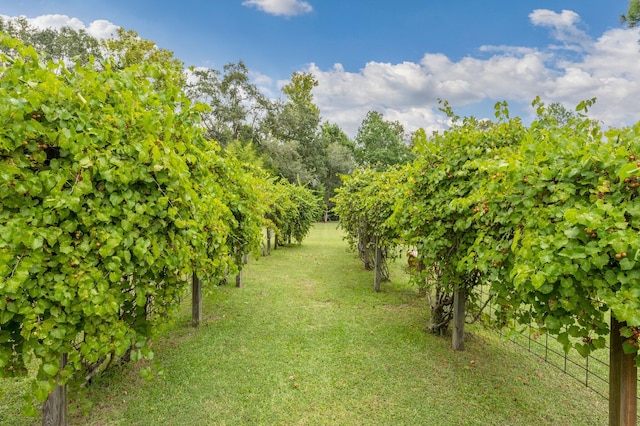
354,111,413,170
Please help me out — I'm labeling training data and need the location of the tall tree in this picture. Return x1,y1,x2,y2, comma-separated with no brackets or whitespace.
185,61,272,147
264,72,322,184
317,122,355,219
354,111,413,170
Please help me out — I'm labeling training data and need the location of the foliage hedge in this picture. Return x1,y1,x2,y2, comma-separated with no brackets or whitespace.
333,167,406,279
336,98,640,362
0,33,251,406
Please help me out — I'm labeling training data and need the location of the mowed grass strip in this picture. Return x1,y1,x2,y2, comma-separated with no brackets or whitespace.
4,222,607,425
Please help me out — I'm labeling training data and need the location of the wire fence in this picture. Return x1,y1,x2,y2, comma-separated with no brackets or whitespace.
473,284,638,402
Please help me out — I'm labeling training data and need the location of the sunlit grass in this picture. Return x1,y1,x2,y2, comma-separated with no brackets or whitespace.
1,222,607,425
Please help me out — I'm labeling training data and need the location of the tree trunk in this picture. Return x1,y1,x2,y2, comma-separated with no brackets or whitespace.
609,315,637,426
191,272,202,327
452,287,466,351
428,283,453,335
235,270,242,288
42,354,67,426
374,238,382,292
417,260,427,297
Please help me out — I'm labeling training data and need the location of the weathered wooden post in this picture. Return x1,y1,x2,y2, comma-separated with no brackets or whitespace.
42,353,67,426
192,272,202,326
374,237,382,292
609,315,637,426
452,286,466,351
235,254,244,288
266,229,272,255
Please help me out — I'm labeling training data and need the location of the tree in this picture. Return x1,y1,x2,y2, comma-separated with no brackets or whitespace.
622,0,640,27
185,61,272,147
546,102,577,127
260,136,313,184
263,72,322,185
0,16,103,64
354,111,413,170
317,122,355,220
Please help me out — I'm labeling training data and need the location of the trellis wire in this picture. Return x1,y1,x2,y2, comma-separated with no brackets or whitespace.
474,283,638,403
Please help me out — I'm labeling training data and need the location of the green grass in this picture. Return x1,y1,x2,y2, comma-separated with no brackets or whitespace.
1,222,608,425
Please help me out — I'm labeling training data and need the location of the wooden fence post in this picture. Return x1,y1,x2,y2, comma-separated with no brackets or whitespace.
266,229,271,255
235,255,244,288
374,237,382,292
452,286,466,351
609,315,637,426
42,353,67,426
192,272,202,327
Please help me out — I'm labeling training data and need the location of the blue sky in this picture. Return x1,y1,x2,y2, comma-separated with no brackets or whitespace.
1,0,638,136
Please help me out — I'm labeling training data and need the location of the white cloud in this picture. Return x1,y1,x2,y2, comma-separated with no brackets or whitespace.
242,0,312,17
307,10,640,138
529,9,591,51
86,19,119,39
251,71,277,97
1,14,118,39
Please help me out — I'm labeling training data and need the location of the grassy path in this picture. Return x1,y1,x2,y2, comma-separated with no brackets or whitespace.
5,223,607,425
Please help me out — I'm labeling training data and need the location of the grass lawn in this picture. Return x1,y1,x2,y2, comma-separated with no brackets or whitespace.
1,222,608,425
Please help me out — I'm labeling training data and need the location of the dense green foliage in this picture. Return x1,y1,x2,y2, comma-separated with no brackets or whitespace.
333,167,405,279
1,18,354,219
393,99,640,360
2,224,608,425
264,179,322,246
469,99,640,357
335,97,640,363
0,33,266,409
390,105,523,333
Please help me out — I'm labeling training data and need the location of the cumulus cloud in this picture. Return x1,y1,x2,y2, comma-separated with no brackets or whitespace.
1,14,118,38
242,0,313,17
307,9,640,137
86,19,120,39
529,9,592,52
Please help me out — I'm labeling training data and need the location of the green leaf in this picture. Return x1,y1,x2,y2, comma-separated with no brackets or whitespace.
531,272,546,289
592,254,610,269
42,363,59,376
563,226,580,238
545,315,561,332
623,341,638,355
620,258,636,271
618,163,639,184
